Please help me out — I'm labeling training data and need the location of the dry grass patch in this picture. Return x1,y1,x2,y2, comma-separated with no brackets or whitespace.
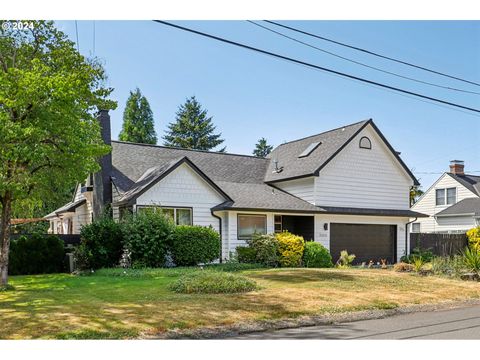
1,268,480,339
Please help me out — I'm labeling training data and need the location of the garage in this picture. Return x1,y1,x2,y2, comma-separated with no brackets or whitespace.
330,223,397,265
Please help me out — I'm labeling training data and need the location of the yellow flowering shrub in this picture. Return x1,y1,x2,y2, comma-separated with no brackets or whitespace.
275,231,305,267
467,227,480,249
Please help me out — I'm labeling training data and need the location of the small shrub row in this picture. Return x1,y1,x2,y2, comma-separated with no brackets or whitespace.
236,231,333,268
169,270,259,294
75,211,221,270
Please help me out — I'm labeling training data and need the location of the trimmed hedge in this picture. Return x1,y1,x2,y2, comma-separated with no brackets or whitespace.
303,242,333,268
122,210,176,268
236,246,257,264
276,231,305,267
170,225,220,266
75,216,124,270
247,233,279,267
9,233,65,275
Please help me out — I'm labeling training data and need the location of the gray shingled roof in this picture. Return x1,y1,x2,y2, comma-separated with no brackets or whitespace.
265,120,368,182
436,197,480,217
447,173,480,197
44,199,86,218
111,141,269,193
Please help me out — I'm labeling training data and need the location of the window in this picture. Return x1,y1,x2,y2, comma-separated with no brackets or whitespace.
446,187,457,205
411,223,420,233
137,206,192,225
435,187,457,206
238,214,267,240
359,136,372,149
435,189,445,206
274,215,282,233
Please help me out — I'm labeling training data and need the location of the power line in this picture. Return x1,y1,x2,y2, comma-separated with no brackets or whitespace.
152,20,480,114
248,21,480,96
264,20,480,88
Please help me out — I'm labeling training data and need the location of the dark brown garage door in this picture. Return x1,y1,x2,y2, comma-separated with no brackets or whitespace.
330,223,397,264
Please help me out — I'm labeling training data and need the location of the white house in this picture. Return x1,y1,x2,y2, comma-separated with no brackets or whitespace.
46,111,426,263
410,160,480,234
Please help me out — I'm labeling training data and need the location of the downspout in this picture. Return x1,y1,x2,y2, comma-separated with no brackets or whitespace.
211,210,223,263
405,217,417,259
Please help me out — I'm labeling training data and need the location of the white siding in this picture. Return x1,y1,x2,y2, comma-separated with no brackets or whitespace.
314,214,408,262
411,173,478,233
274,177,315,204
136,162,226,231
73,203,91,234
314,125,412,210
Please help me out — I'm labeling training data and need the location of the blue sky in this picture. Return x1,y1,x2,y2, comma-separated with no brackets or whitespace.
56,20,480,189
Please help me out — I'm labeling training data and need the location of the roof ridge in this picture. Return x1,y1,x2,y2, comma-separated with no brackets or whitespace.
275,118,371,147
112,141,269,160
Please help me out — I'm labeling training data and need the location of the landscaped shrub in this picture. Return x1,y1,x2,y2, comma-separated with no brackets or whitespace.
236,246,257,264
122,210,175,268
467,227,480,249
275,231,305,267
336,250,356,268
462,246,480,273
75,216,124,270
393,262,414,272
169,270,259,294
170,225,221,266
401,247,434,264
247,233,279,267
9,233,64,275
302,242,333,268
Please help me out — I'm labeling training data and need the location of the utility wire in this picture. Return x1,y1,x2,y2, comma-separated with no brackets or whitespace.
248,21,480,96
152,20,480,114
264,20,480,88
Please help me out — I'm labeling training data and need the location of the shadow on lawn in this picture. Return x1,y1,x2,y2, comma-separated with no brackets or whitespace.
248,269,355,284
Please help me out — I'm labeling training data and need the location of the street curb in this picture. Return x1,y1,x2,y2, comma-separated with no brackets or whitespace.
142,298,480,339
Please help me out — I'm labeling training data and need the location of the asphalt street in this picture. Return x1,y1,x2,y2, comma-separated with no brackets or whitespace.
233,305,480,339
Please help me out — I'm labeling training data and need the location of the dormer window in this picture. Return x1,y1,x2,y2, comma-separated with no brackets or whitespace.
359,136,372,149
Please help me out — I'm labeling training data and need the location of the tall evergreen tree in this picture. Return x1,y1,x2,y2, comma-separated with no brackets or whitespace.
119,88,157,144
253,138,274,158
163,96,225,151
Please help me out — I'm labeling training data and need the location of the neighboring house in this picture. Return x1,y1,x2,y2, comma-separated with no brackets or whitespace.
410,160,480,234
46,111,426,263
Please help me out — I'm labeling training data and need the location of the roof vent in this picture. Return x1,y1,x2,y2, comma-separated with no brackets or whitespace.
298,141,321,158
272,159,284,173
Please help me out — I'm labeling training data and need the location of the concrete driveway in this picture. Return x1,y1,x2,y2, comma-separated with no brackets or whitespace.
232,305,480,339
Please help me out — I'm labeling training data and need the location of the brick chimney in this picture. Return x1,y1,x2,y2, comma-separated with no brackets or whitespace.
93,110,113,219
449,160,465,176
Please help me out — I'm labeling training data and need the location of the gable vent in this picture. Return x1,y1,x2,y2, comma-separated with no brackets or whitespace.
298,141,321,158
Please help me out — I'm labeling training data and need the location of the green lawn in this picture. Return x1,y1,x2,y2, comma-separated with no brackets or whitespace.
1,267,480,339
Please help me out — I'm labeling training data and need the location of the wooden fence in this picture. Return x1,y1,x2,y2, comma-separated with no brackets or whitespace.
410,233,468,257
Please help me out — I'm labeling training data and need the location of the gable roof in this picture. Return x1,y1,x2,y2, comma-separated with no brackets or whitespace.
436,197,480,217
446,173,480,197
114,157,232,206
44,198,87,218
264,119,419,185
111,141,269,194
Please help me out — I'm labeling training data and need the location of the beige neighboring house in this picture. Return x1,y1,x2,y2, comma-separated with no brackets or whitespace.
46,111,426,263
410,160,480,234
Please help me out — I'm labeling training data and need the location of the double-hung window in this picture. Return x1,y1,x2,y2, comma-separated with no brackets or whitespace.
137,206,192,225
435,187,456,206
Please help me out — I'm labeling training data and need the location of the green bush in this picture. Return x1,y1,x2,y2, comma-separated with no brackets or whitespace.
276,231,305,267
170,225,220,266
462,246,480,272
236,246,257,264
75,216,124,270
9,233,64,275
467,227,480,249
336,250,356,268
169,270,259,294
303,242,333,268
122,210,175,268
247,233,279,267
401,247,434,264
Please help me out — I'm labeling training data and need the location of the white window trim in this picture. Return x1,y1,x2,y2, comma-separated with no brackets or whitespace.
237,214,267,240
136,205,193,225
435,187,457,207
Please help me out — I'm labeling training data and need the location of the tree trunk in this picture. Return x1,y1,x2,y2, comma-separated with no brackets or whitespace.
0,192,12,287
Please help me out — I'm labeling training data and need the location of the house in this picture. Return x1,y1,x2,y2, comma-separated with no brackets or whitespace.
410,160,480,234
46,111,426,263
